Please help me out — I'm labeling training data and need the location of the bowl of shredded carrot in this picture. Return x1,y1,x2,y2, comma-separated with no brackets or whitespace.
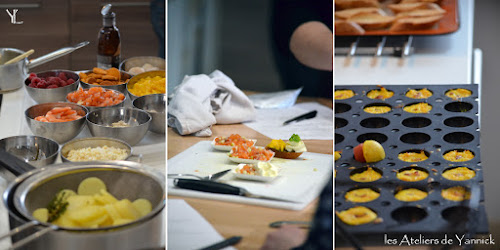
25,102,88,143
66,87,126,112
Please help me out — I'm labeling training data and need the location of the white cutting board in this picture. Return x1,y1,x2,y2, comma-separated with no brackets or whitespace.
168,141,333,210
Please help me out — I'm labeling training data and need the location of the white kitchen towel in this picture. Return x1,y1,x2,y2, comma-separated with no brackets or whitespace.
168,70,256,136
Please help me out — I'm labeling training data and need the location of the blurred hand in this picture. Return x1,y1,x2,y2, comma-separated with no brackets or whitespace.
261,225,307,250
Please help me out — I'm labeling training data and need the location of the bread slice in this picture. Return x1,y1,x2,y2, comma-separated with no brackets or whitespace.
395,3,446,18
335,20,366,35
400,0,440,3
335,0,380,10
335,7,382,19
347,13,395,30
390,14,444,31
388,2,427,13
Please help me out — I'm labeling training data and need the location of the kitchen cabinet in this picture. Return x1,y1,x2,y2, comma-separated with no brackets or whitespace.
0,0,159,72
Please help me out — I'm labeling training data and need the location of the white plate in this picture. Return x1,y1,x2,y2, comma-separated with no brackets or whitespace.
211,137,257,151
227,146,275,164
233,163,279,182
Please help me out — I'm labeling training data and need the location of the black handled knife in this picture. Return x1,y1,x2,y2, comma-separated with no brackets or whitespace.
174,179,298,203
283,110,317,125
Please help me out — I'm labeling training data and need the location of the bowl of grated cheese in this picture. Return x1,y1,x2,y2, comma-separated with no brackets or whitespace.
60,137,134,162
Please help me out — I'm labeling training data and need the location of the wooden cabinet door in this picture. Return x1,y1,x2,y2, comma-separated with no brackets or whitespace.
69,0,160,70
0,0,70,72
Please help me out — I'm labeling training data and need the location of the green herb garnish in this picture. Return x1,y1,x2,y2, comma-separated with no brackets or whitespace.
47,190,70,222
289,134,301,142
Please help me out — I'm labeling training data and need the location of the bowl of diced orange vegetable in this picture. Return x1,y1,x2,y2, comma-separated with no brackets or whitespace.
66,87,126,112
79,67,132,93
25,102,88,143
126,71,165,101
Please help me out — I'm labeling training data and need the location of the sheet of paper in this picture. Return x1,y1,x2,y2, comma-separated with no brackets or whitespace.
244,102,333,140
168,199,235,250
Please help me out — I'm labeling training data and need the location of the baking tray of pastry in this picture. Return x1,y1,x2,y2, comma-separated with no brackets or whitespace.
334,84,488,241
335,0,459,36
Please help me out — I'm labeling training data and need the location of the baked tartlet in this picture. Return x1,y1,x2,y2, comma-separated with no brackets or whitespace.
403,103,432,113
446,88,472,100
335,89,355,100
442,167,475,181
398,151,428,162
266,134,306,159
397,169,428,182
345,188,380,203
336,206,378,226
443,150,474,162
350,167,382,182
335,151,342,161
364,106,391,114
367,87,394,100
394,188,428,202
405,88,433,99
442,186,471,201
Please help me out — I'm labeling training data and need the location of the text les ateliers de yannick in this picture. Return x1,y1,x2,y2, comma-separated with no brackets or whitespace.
385,234,495,247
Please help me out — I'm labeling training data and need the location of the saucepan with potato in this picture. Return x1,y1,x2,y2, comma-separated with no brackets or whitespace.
0,149,165,250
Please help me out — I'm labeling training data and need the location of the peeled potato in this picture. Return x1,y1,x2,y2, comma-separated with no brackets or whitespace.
114,199,141,220
78,177,107,196
132,198,153,217
66,195,96,210
33,208,49,223
94,189,119,205
66,205,109,228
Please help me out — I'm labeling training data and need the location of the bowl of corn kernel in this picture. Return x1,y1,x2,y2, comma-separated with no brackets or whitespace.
126,71,165,101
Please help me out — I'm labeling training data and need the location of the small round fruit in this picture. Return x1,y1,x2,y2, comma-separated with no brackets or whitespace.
354,140,385,163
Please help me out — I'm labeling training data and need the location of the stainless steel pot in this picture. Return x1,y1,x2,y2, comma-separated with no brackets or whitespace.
0,150,165,250
0,42,89,93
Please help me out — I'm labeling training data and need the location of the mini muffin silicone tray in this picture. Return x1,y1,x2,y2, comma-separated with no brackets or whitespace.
335,84,488,239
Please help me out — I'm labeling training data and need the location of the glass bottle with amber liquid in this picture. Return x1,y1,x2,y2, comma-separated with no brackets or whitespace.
97,10,120,69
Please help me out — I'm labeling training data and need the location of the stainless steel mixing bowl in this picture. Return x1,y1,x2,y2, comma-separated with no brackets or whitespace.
24,70,80,103
132,94,166,134
126,71,165,101
0,135,59,167
60,137,132,162
25,102,88,144
86,108,152,145
66,88,125,113
79,69,132,93
2,161,165,250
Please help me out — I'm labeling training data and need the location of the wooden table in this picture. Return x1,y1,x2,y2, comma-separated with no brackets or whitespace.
168,98,332,249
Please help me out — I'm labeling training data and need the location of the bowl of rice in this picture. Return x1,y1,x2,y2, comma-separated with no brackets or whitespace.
60,137,136,162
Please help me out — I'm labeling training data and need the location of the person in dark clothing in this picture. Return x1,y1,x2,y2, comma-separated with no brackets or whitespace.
270,0,333,98
150,0,165,58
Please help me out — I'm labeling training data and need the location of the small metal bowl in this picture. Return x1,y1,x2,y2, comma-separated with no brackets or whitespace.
86,107,152,146
119,56,165,75
66,87,126,113
0,135,59,167
60,137,133,162
126,71,165,101
25,102,88,144
79,69,132,93
132,94,166,134
25,70,80,103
